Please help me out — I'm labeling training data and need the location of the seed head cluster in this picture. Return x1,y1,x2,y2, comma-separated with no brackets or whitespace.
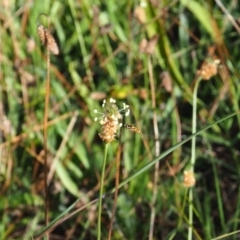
183,170,196,188
94,98,130,143
197,59,220,80
37,25,59,55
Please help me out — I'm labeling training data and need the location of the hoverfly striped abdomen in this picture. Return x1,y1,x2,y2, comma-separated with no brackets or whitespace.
124,124,141,133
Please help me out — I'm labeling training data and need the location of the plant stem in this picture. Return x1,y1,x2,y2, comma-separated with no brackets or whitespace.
148,56,160,240
97,143,109,240
108,142,121,240
188,77,202,240
43,26,51,240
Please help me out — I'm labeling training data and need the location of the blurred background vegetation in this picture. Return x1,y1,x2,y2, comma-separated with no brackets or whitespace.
1,0,240,239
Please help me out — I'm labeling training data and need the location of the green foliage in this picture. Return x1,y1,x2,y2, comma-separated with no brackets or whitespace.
1,0,240,239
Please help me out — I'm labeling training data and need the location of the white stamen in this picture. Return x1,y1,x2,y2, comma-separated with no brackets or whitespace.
110,98,116,103
125,109,130,116
140,1,147,8
102,99,106,107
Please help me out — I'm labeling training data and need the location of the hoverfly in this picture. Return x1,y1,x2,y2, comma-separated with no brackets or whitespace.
124,124,141,133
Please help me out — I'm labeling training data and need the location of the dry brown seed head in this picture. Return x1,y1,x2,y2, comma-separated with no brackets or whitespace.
45,29,59,55
198,59,220,80
37,25,46,45
139,35,159,55
183,170,196,188
37,25,59,55
134,6,146,24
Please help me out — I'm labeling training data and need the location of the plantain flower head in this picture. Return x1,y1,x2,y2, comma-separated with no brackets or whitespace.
94,98,130,143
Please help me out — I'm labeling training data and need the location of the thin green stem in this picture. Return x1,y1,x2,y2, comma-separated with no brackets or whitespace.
108,142,121,240
191,79,202,167
97,143,109,240
43,20,51,240
188,77,202,240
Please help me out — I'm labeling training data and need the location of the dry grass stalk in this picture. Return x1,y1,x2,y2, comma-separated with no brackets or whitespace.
160,71,173,93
